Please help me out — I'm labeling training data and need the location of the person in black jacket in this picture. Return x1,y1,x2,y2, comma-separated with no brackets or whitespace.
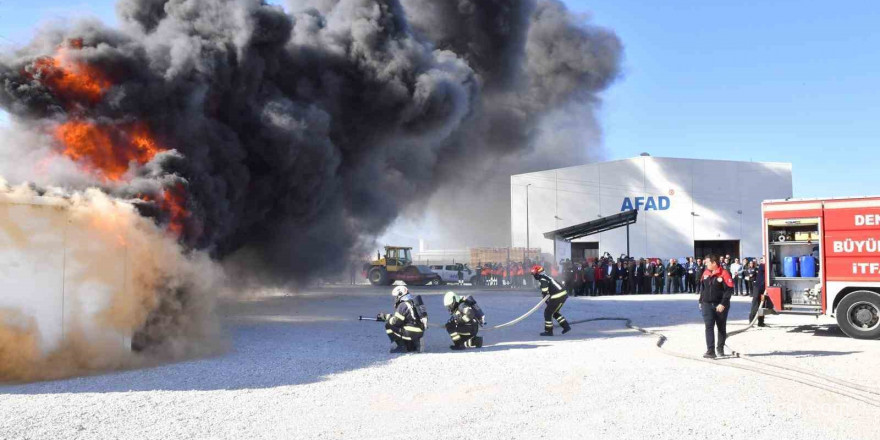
652,259,665,294
584,263,596,296
572,263,584,296
684,257,698,293
673,258,685,293
744,259,756,297
614,261,624,294
748,259,768,327
531,265,571,336
640,259,652,294
623,261,632,294
698,254,734,358
563,260,575,294
695,258,706,293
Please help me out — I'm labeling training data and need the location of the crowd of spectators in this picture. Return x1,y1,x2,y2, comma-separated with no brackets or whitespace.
473,253,765,297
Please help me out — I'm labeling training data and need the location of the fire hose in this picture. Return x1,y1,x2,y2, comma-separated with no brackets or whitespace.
481,296,548,331
360,296,549,330
361,296,880,405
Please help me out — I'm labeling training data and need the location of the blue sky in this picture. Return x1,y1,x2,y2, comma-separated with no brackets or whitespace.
1,0,877,198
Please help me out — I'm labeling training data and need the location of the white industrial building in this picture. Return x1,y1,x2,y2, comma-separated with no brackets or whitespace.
510,156,793,261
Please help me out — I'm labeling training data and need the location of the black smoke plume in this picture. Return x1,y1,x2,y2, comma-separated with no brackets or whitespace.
0,0,622,284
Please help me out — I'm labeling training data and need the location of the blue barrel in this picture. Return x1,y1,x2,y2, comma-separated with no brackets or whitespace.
783,257,799,278
800,255,817,278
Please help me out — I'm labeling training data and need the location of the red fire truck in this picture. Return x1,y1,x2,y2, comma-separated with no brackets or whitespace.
762,196,880,339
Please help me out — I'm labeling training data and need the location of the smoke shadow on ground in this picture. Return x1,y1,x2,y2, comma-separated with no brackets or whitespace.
0,290,752,394
743,350,862,358
783,324,850,338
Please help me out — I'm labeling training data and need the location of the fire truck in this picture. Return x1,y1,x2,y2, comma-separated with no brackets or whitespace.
762,196,880,339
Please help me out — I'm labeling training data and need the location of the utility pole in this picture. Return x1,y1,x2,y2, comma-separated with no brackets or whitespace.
525,184,531,263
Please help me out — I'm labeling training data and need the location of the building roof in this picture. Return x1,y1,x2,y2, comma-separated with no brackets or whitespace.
543,210,638,241
512,155,791,179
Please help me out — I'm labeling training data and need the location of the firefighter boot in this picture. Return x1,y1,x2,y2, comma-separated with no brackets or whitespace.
539,328,554,337
450,342,465,351
561,322,572,334
390,343,407,354
463,336,483,349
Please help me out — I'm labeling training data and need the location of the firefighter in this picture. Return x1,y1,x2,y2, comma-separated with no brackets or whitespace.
378,286,426,353
698,254,734,358
531,265,571,336
443,291,486,350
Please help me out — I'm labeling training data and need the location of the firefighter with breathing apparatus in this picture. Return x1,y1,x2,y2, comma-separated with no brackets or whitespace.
377,285,427,353
442,291,486,350
531,265,571,336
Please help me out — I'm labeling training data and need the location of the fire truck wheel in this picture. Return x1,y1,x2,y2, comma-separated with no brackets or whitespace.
836,291,880,340
368,268,388,286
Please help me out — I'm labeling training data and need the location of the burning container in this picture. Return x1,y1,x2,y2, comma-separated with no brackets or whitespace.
0,193,132,360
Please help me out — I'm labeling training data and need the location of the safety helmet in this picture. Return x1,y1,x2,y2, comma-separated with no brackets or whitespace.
391,285,409,298
443,291,461,312
530,265,544,276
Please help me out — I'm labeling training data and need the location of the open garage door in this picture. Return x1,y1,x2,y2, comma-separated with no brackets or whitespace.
694,240,740,259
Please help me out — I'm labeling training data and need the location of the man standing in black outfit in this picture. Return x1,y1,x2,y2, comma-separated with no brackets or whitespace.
613,260,623,294
628,260,638,294
674,258,684,293
629,260,645,295
695,258,706,294
607,260,619,295
684,257,697,293
748,258,768,327
652,259,665,294
699,254,734,358
584,262,596,296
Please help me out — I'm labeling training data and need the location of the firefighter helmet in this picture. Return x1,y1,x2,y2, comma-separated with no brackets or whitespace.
530,265,544,276
443,291,461,312
391,285,409,298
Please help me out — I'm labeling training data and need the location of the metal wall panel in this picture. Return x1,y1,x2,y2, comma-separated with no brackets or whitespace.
512,157,793,261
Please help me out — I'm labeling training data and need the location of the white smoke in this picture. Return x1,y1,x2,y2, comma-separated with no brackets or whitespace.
0,179,224,382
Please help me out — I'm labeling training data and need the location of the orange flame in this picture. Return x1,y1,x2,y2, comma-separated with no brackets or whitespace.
162,185,189,237
54,121,165,181
139,185,190,236
28,38,189,236
26,41,111,106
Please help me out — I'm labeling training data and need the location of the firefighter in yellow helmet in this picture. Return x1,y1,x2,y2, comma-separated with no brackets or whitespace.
531,265,571,336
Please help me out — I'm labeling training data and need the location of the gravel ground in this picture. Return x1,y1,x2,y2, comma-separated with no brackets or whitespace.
1,287,878,440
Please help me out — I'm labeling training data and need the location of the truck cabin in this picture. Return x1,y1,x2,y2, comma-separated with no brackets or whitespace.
384,247,413,267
